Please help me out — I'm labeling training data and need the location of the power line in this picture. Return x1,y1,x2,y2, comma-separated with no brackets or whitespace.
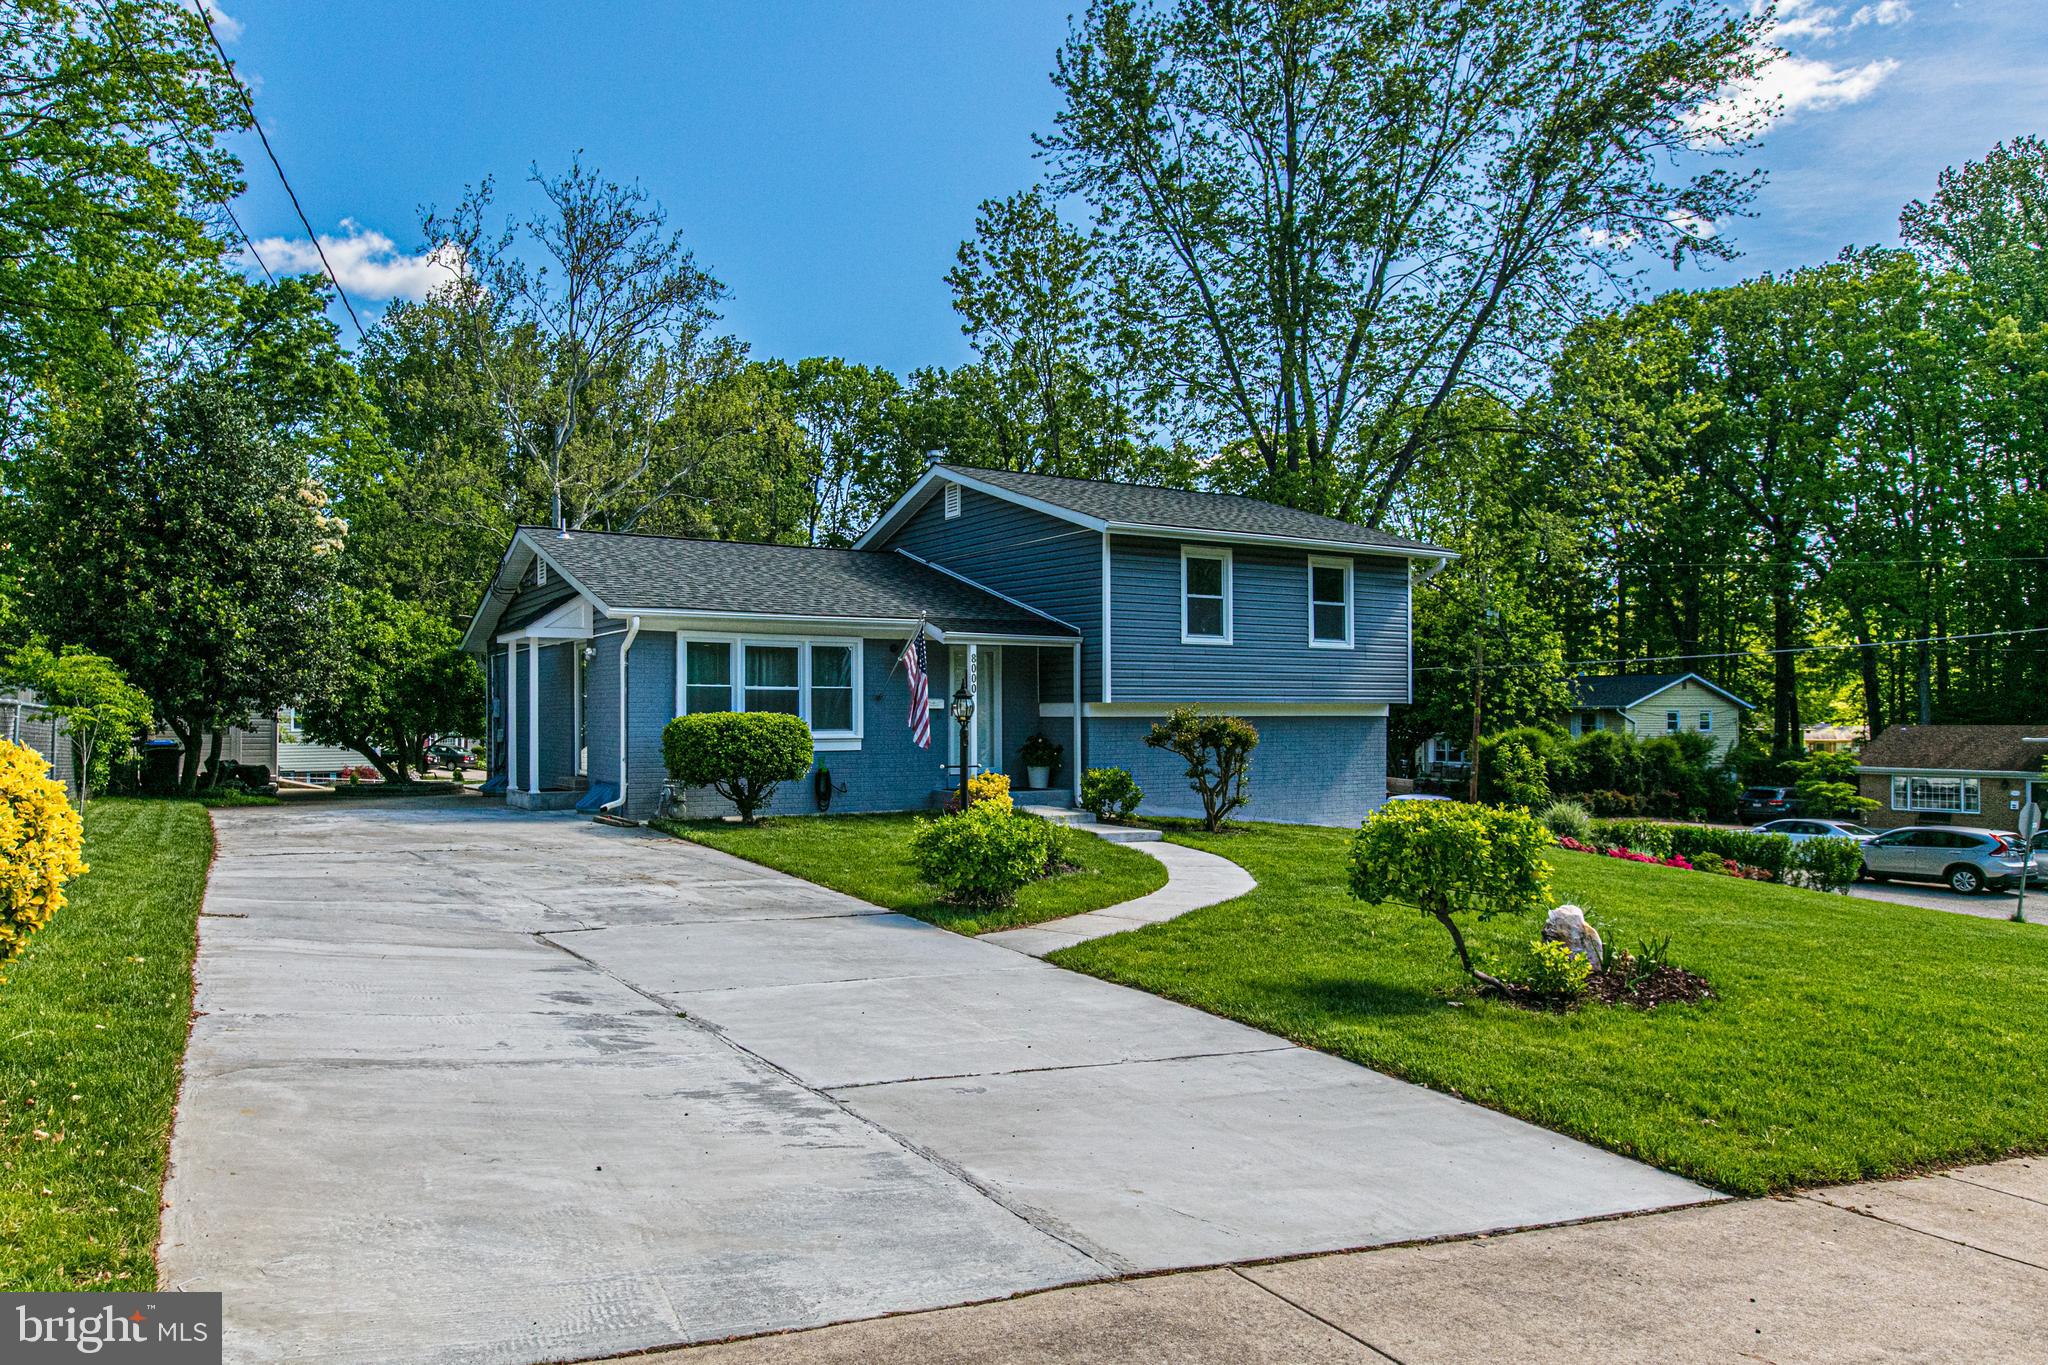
197,5,365,339
90,0,274,283
1415,625,2048,674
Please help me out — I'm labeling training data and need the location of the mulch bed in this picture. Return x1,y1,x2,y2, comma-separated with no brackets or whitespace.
1484,962,1716,1012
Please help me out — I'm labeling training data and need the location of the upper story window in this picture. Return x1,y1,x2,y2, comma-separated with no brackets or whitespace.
1308,556,1353,648
943,483,961,519
1181,546,1232,644
677,637,863,745
1699,710,1713,733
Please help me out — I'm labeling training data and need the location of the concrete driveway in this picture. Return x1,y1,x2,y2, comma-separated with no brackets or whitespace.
1847,877,2041,922
162,800,1711,1365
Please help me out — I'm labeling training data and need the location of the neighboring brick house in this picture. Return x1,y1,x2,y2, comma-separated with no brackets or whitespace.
1562,672,1751,761
461,464,1452,826
1855,725,2048,834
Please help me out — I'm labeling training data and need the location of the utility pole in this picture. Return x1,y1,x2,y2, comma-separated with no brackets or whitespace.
1467,629,1485,804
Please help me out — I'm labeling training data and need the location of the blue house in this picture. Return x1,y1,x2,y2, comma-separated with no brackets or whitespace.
460,465,1450,826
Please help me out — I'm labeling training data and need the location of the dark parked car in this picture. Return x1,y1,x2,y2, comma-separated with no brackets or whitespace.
1738,786,1801,822
1860,826,2032,895
426,742,473,771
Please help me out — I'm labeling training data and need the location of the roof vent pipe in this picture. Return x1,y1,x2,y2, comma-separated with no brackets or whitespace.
599,616,642,818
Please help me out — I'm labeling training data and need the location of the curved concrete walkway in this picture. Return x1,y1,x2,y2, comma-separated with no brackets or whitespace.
980,840,1257,957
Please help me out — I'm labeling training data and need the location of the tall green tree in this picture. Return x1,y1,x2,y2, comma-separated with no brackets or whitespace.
298,586,482,781
1041,0,1767,522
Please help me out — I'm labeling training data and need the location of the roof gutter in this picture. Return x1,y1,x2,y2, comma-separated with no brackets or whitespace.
599,616,642,818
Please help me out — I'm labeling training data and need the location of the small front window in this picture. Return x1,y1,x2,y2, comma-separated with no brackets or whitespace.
1666,710,1681,734
685,641,733,713
1699,710,1713,733
809,643,855,733
1308,557,1352,647
744,644,802,715
1182,547,1232,643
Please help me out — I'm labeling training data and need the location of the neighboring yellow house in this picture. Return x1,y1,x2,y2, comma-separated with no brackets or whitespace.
1565,672,1752,760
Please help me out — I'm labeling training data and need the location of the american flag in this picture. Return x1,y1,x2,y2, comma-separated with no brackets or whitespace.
901,631,931,748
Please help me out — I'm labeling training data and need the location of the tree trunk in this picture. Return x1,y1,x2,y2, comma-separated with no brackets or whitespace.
1851,610,1883,736
1435,910,1507,991
168,715,204,793
1771,581,1798,754
205,726,224,787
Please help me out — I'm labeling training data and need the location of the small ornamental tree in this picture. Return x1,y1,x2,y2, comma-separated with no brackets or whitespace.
1348,800,1553,989
1788,750,1880,818
0,739,88,967
7,644,152,814
1144,705,1258,832
662,712,813,823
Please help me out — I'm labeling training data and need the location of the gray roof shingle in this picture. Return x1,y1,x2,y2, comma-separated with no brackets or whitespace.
1858,724,2048,774
943,465,1447,555
525,528,1075,637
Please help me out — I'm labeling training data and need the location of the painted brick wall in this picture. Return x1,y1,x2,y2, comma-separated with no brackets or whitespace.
880,483,1104,697
585,627,621,796
1108,536,1410,704
1084,713,1387,828
624,633,953,821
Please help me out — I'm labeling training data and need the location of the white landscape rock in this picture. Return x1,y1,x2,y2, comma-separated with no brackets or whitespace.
1543,903,1604,969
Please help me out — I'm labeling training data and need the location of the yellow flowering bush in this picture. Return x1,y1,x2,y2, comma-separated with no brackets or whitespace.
0,740,88,966
967,770,1013,810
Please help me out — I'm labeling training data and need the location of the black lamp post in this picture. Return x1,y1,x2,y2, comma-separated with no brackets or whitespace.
950,682,975,811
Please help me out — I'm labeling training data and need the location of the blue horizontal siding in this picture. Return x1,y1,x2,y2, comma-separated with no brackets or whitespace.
1085,714,1387,827
880,483,1104,698
1108,536,1409,704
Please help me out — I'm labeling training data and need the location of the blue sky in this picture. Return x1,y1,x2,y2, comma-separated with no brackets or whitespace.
211,0,2048,375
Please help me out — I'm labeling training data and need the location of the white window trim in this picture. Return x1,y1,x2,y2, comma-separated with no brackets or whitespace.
1891,775,1980,814
1180,545,1233,646
673,634,864,751
1307,554,1354,649
1698,710,1713,733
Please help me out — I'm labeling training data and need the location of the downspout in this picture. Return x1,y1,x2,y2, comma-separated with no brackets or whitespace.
599,617,642,817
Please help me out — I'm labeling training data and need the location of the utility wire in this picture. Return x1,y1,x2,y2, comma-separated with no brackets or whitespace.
91,0,274,283
197,5,364,339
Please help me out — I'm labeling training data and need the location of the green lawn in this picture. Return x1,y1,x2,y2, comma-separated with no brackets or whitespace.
0,799,214,1289
1051,822,2048,1196
658,811,1169,934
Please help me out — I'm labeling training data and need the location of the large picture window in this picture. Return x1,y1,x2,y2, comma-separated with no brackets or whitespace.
1308,556,1352,648
743,644,802,715
1891,776,1980,814
1181,546,1232,644
676,636,863,746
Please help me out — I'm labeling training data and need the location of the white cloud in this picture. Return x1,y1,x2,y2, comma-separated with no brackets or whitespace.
188,0,242,42
1850,1,1912,28
1688,52,1900,135
237,221,463,302
1665,209,1719,241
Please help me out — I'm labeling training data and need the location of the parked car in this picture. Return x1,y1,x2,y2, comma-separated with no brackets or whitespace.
1752,817,1878,844
426,742,472,770
1860,826,2033,894
1738,786,1802,821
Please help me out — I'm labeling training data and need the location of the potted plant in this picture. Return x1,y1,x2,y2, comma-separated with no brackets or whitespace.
1020,733,1062,790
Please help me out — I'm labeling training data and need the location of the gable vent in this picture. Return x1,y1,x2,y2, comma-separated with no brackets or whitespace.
943,483,961,519
535,561,549,586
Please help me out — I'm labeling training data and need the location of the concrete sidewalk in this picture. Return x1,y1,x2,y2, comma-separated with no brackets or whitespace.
642,1157,2048,1364
980,840,1256,957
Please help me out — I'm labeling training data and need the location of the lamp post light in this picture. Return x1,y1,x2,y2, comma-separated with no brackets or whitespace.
950,683,975,812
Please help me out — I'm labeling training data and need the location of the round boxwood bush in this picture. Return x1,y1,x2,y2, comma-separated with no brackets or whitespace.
661,711,813,824
910,802,1053,907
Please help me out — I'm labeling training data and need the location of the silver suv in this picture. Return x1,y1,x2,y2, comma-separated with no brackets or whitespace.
1861,826,2032,895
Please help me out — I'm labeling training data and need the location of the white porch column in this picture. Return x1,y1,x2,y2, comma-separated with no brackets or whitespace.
966,643,979,778
1071,640,1082,809
526,636,541,794
505,640,519,789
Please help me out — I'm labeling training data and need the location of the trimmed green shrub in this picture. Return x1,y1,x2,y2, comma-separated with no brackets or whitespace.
910,802,1054,907
1081,767,1143,823
661,711,813,823
1664,825,1795,878
1521,937,1593,1000
1145,705,1258,831
1491,739,1551,808
1537,800,1592,842
1349,799,1553,987
1789,750,1880,818
1589,818,1675,858
1791,836,1865,893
